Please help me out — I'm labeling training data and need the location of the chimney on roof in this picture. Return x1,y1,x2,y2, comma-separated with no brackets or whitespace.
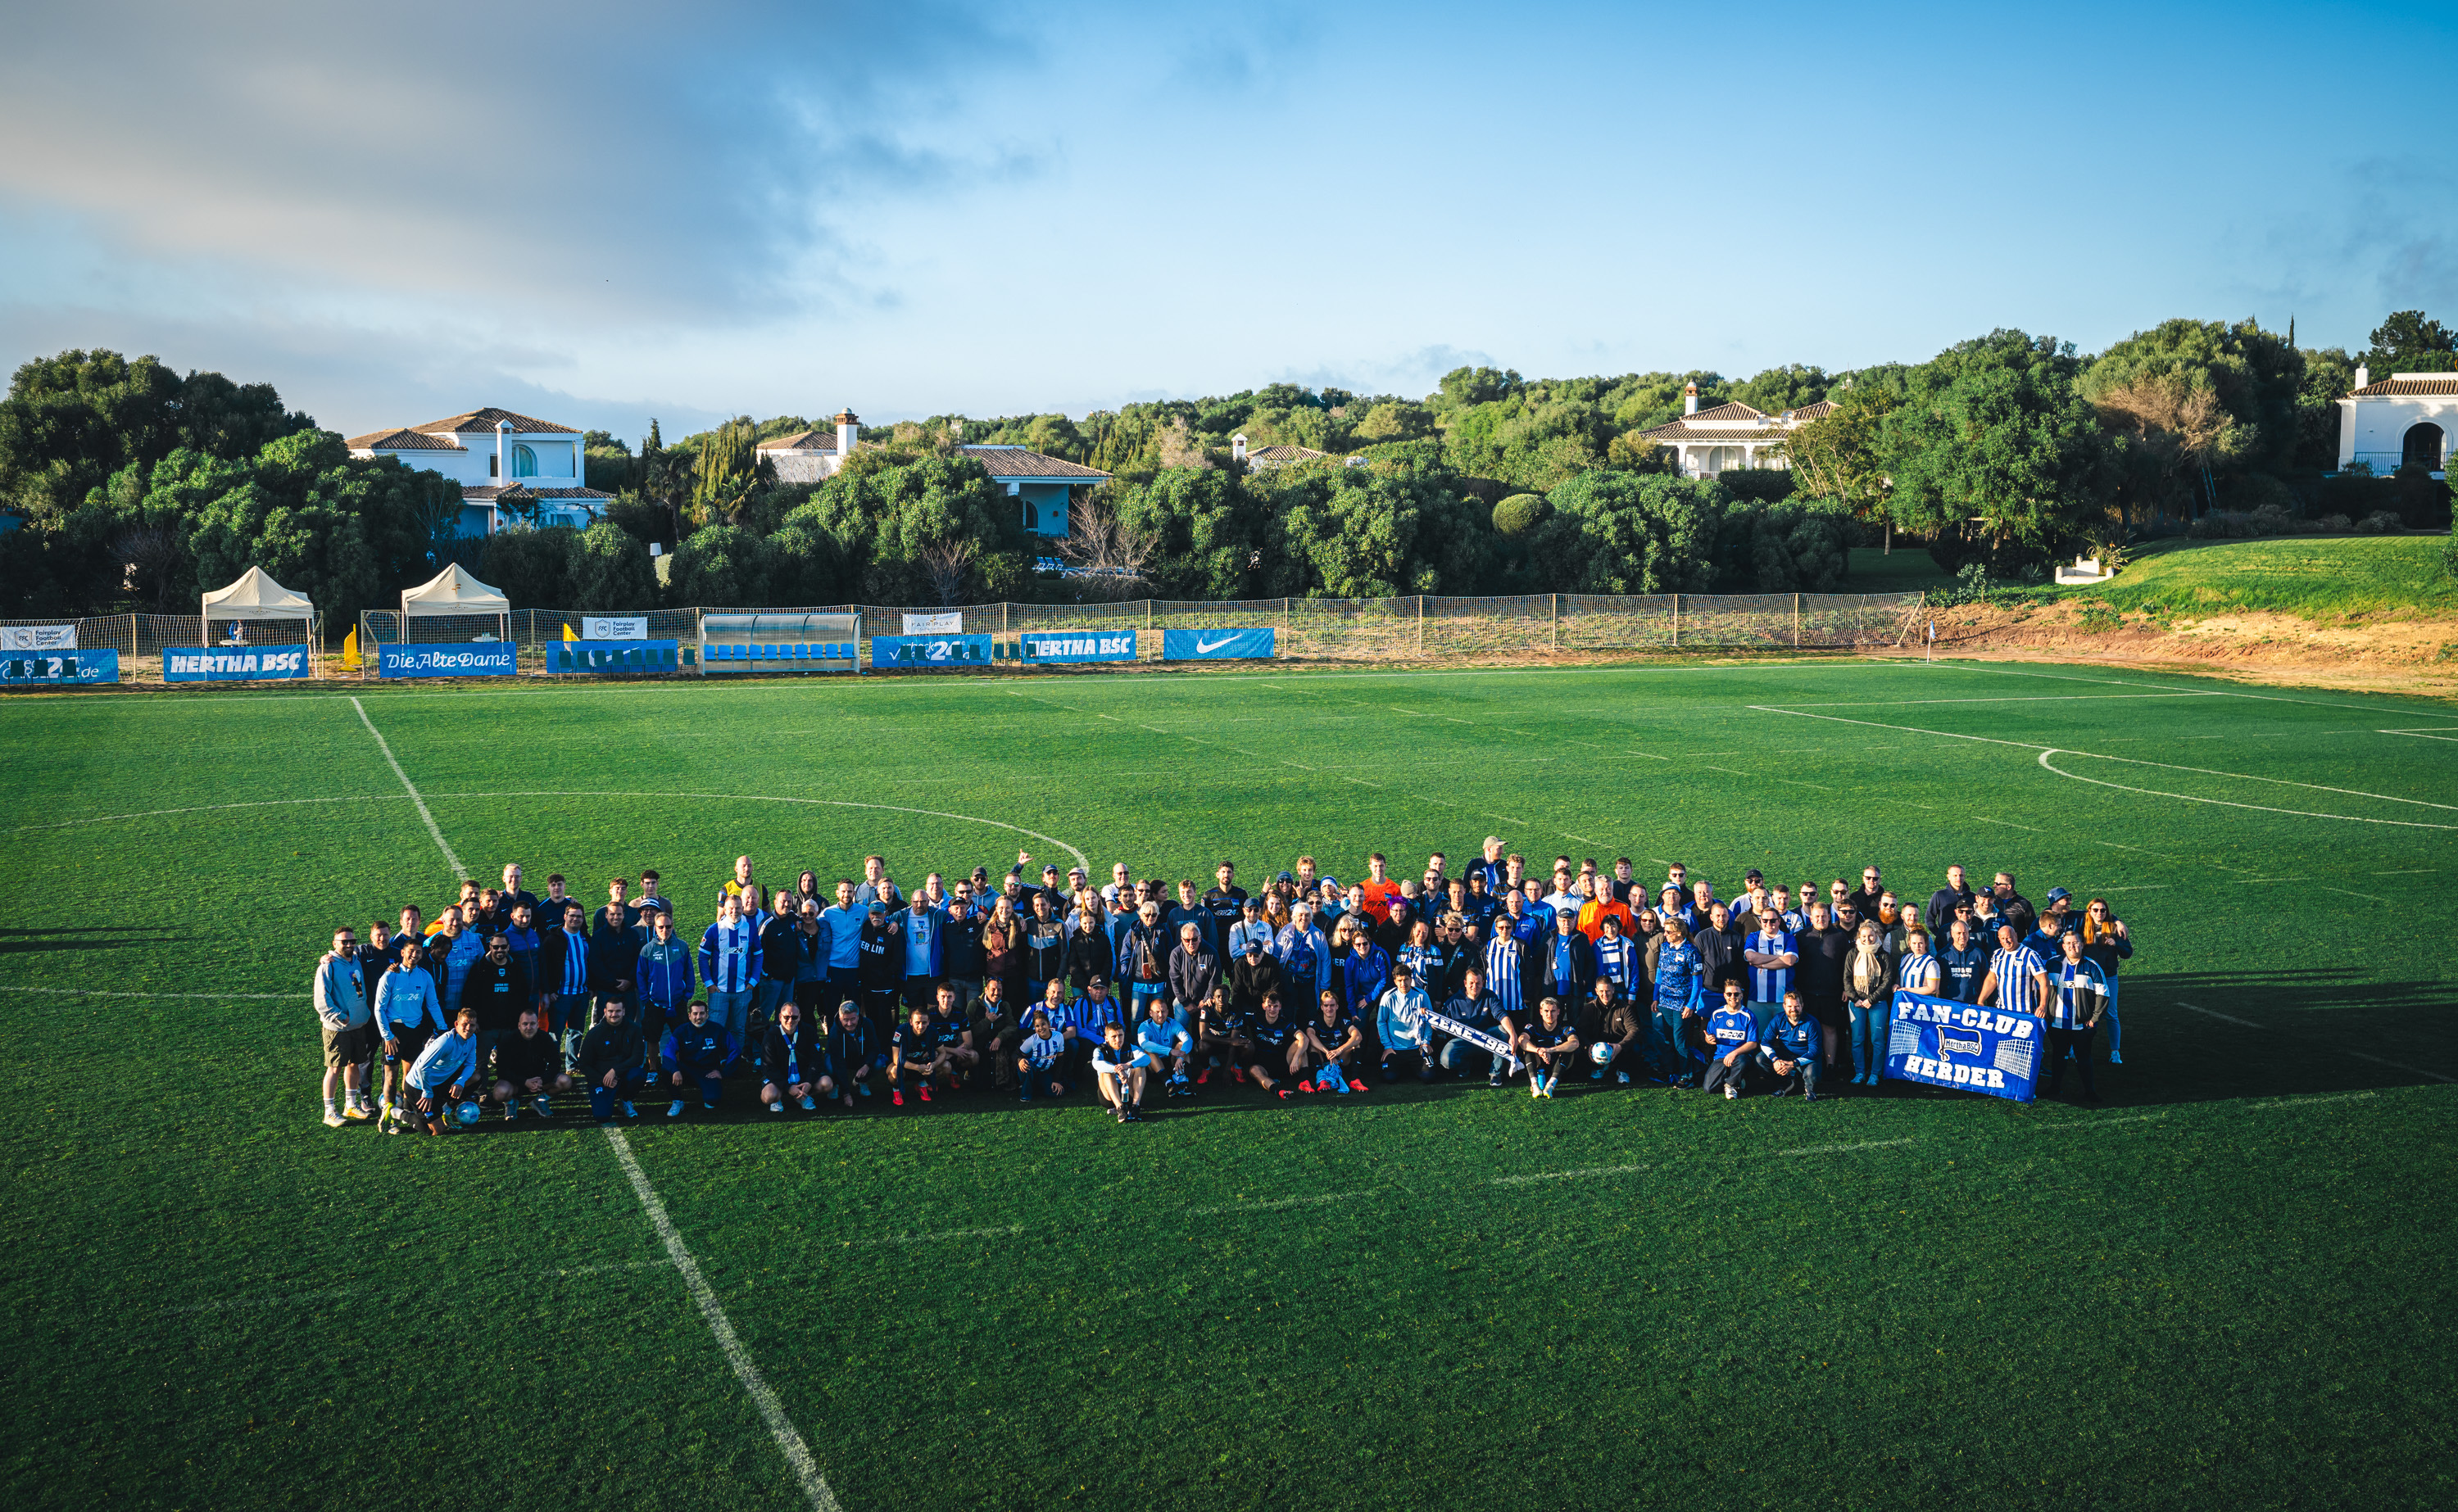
1232,433,1248,464
834,409,859,460
496,419,511,480
1683,383,1698,417
2353,365,2369,391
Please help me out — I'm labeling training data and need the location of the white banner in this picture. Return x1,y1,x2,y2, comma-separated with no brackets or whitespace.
901,611,963,635
582,617,647,641
0,625,76,651
1422,1010,1522,1073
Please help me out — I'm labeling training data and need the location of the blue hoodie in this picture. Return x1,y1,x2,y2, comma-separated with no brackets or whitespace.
374,965,444,1039
1375,985,1433,1051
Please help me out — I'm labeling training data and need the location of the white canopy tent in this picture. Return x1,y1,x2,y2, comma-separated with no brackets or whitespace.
400,564,511,641
200,566,316,646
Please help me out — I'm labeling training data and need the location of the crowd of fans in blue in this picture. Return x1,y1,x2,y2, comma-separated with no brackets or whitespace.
307,843,2134,1134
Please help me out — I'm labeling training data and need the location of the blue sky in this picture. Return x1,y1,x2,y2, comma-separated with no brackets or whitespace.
2,0,2451,442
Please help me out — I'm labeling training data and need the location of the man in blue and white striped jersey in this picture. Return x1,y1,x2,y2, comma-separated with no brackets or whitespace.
1978,922,2049,1022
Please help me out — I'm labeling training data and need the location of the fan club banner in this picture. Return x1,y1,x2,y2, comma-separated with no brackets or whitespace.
872,633,992,669
1019,629,1136,664
164,647,311,682
1163,627,1275,661
901,611,964,635
1,649,117,685
1884,989,2040,1102
544,640,683,674
580,617,648,641
1422,1010,1522,1074
0,625,77,652
379,643,519,678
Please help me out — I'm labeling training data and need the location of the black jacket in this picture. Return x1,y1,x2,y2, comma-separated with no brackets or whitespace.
495,1028,562,1084
760,1021,831,1088
1227,953,1284,1013
464,956,533,1033
857,920,901,989
588,913,640,994
1798,926,1851,1003
759,915,801,983
1063,927,1109,990
825,1017,882,1071
574,1016,644,1080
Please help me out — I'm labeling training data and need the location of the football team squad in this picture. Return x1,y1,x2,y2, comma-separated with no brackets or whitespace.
310,842,2135,1134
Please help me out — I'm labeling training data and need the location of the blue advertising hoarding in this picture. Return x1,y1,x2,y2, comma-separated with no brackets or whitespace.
871,633,993,669
164,646,312,682
1162,627,1275,661
379,643,518,679
1018,628,1137,664
1883,989,2040,1102
543,640,687,674
1,650,119,686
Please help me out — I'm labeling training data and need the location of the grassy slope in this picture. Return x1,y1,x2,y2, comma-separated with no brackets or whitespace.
1844,545,1955,593
1,664,2454,1510
2075,536,2458,619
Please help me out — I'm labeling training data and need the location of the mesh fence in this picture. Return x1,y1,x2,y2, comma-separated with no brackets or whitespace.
315,591,1921,680
2,613,321,682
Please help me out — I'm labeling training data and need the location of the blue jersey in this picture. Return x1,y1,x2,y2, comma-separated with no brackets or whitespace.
1594,935,1638,993
1937,941,1987,1003
1746,930,1795,1005
1989,945,2048,1015
1136,1019,1191,1059
1652,940,1705,1012
1763,1012,1820,1061
1705,1004,1758,1057
1481,931,1522,1009
2048,958,2109,1030
819,905,865,970
661,1022,737,1078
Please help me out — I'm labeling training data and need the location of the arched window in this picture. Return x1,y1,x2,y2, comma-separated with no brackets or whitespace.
1024,500,1039,531
512,444,538,477
2403,422,2445,472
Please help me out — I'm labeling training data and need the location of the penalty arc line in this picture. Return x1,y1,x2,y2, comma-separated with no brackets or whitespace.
352,697,466,876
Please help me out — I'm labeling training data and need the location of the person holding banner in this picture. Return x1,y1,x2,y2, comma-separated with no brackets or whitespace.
1373,962,1436,1083
1937,913,1987,1003
1758,992,1823,1100
1897,929,1942,996
1700,981,1762,1099
2045,932,2111,1102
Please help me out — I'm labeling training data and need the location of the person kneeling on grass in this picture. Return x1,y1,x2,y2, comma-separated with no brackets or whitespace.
492,1007,570,1120
1757,991,1822,1102
890,1004,948,1108
1300,989,1366,1094
1375,962,1436,1084
1017,1009,1070,1102
1090,1020,1151,1124
575,998,649,1123
402,1007,481,1136
1700,981,1761,1101
1517,997,1580,1099
1136,995,1195,1098
760,1002,832,1114
827,1000,886,1109
1235,992,1301,1100
663,1001,739,1119
374,939,445,1126
928,983,979,1091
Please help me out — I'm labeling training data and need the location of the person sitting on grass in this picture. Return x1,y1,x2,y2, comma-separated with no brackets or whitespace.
1758,991,1822,1101
574,997,647,1123
759,1001,831,1114
661,1000,738,1119
1235,991,1301,1099
492,1007,570,1120
403,1007,480,1137
1700,981,1761,1101
1517,996,1580,1099
889,1003,947,1108
826,999,884,1108
928,982,979,1091
1435,965,1509,1086
1136,994,1195,1098
1017,1009,1069,1102
1594,980,1649,1087
1301,989,1366,1094
1090,1019,1151,1124
1374,961,1436,1084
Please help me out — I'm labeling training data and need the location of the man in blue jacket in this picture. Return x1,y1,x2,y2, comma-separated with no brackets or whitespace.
1649,917,1707,1089
1374,962,1435,1083
661,1000,738,1117
1757,990,1823,1100
314,927,373,1127
634,910,695,1074
1935,915,1988,1004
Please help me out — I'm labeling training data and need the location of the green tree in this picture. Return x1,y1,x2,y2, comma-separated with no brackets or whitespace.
482,526,578,609
2361,310,2456,373
1878,331,2109,570
1113,468,1274,599
1539,471,1729,594
668,523,777,606
787,455,1027,604
2293,346,2356,469
184,432,433,626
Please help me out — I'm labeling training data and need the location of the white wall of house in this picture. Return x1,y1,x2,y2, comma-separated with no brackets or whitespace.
2336,379,2454,475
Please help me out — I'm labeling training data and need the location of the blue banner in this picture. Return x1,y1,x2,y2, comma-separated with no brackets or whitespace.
871,633,992,669
163,646,312,682
379,643,518,679
1884,989,2040,1102
1,649,119,686
1162,627,1274,661
543,639,686,674
1019,628,1137,664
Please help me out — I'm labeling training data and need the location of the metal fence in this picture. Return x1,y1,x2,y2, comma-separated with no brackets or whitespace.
342,591,1921,678
0,612,318,682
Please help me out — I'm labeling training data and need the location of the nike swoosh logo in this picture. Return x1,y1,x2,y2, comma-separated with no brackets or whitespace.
1195,636,1239,653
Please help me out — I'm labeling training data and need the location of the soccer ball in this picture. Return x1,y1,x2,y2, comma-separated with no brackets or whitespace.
455,1101,483,1126
1590,1043,1616,1066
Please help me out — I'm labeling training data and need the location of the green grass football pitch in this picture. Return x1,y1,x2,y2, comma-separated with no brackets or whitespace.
3,657,2455,1512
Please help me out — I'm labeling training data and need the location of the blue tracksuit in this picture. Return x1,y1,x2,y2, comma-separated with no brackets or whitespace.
406,1029,477,1095
662,1021,739,1106
1340,945,1391,1017
1651,939,1705,1081
1937,941,1988,1003
374,966,444,1040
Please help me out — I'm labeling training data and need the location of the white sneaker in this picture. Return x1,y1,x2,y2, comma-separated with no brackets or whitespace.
769,1101,784,1114
1724,1084,1738,1100
666,1100,686,1118
322,1109,344,1128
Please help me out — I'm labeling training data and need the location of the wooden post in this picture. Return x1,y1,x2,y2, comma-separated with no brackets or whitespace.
1671,593,1680,650
1417,595,1425,652
1550,593,1559,650
1793,593,1801,648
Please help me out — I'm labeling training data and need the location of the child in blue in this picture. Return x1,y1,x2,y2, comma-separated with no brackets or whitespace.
661,1000,738,1118
1017,1009,1069,1101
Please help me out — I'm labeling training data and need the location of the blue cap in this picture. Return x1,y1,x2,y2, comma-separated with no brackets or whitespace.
2046,886,2072,904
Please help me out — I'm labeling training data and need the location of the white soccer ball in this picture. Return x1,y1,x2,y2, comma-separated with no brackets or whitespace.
1590,1043,1616,1066
455,1101,483,1126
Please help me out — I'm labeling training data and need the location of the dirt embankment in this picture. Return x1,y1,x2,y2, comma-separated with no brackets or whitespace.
1924,600,2458,698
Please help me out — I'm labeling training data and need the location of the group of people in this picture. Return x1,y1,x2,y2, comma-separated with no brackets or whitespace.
307,843,2136,1135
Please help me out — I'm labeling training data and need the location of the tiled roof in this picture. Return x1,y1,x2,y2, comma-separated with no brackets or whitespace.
347,428,465,451
958,446,1111,480
1249,445,1329,462
2351,375,2458,396
412,407,579,435
1635,399,1835,443
1634,423,1797,442
462,486,615,500
1685,401,1770,423
1789,400,1838,421
755,429,837,450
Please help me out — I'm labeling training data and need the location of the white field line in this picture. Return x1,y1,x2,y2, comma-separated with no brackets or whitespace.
1189,1190,1370,1216
2379,727,2458,744
2034,1113,2168,1130
2175,1000,2262,1028
848,1225,1023,1246
2036,751,2458,831
1776,693,2229,708
352,696,466,875
1896,660,2446,718
1490,1164,1648,1185
2346,1053,2456,1084
1771,1138,1918,1157
607,1129,840,1512
427,791,1091,874
2247,1092,2379,1111
11,793,401,834
0,985,302,1000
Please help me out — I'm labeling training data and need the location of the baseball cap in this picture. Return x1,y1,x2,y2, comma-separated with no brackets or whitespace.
1243,935,1264,953
1068,865,1086,878
1042,863,1061,876
1277,870,1295,882
1086,972,1107,986
1744,868,1763,882
867,899,886,912
1241,897,1263,911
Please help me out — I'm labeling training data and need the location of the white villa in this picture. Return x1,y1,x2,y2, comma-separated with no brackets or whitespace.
754,410,861,484
757,408,1110,538
1632,383,1834,478
2336,367,2452,476
347,407,613,536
